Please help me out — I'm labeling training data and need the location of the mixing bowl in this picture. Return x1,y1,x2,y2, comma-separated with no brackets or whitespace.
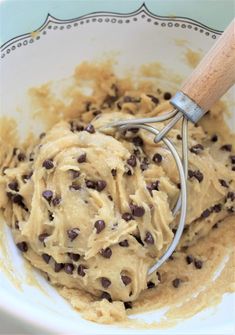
0,4,234,334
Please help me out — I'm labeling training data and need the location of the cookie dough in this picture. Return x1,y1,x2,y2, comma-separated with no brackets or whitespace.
0,62,234,323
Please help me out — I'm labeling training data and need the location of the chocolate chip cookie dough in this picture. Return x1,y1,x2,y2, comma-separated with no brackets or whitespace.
0,62,234,325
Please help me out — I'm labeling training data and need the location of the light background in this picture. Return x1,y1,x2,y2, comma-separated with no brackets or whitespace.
0,0,235,46
0,0,234,334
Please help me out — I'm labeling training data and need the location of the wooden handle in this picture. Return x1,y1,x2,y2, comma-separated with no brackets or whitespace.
181,19,235,112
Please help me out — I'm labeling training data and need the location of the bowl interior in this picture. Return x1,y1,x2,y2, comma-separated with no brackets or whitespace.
0,5,234,335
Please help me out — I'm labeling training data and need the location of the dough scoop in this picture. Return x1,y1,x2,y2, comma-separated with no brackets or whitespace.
110,19,235,275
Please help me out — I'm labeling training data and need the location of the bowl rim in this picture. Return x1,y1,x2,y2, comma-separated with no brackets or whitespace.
0,3,222,56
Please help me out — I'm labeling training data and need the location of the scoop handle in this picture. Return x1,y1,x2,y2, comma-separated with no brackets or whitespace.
180,19,235,112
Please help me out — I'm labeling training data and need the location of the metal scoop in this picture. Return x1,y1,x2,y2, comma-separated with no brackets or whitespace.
110,19,235,275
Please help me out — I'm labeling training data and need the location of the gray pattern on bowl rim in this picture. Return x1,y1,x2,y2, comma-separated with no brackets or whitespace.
0,3,222,59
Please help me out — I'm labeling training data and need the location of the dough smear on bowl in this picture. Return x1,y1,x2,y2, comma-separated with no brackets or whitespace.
0,62,234,325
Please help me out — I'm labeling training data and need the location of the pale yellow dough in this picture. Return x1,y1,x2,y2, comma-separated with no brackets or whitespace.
0,62,234,325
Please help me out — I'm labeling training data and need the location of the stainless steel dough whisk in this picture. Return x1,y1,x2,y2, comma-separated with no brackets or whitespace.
110,20,235,275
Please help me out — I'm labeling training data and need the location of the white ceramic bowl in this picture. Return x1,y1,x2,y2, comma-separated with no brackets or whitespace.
0,5,234,335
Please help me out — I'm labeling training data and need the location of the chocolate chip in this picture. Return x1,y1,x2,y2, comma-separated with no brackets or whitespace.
190,144,204,154
211,134,218,142
70,121,84,132
103,90,118,106
128,128,139,134
22,171,33,183
227,192,235,201
111,169,117,177
39,132,46,139
122,213,133,222
212,223,218,229
94,220,105,233
140,159,149,171
227,206,234,213
67,228,80,241
96,180,107,192
68,253,80,262
194,259,203,269
146,94,159,104
52,196,61,206
219,179,229,188
116,101,122,110
85,124,95,134
201,208,211,219
77,153,86,163
101,277,111,288
186,255,194,264
100,247,112,259
13,148,18,156
69,182,81,191
188,169,194,178
177,134,182,140
101,291,112,302
127,154,137,167
8,181,19,192
17,152,26,161
42,159,54,169
12,194,27,210
144,231,154,244
12,194,23,204
64,263,74,274
147,181,160,195
220,144,232,152
16,241,28,252
29,152,34,161
230,155,235,164
152,181,160,191
124,301,132,309
38,233,49,243
188,170,204,183
232,166,235,171
125,167,133,176
130,204,145,217
213,203,222,212
48,210,54,221
42,190,53,203
121,275,132,286
163,92,172,100
15,221,19,230
6,192,13,199
195,170,204,182
152,153,162,163
86,101,92,111
133,136,143,147
54,262,64,272
77,264,87,277
69,169,81,179
42,253,51,264
93,110,102,117
147,281,155,289
172,278,181,288
86,180,97,189
2,167,8,175
119,239,129,247
123,96,141,103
